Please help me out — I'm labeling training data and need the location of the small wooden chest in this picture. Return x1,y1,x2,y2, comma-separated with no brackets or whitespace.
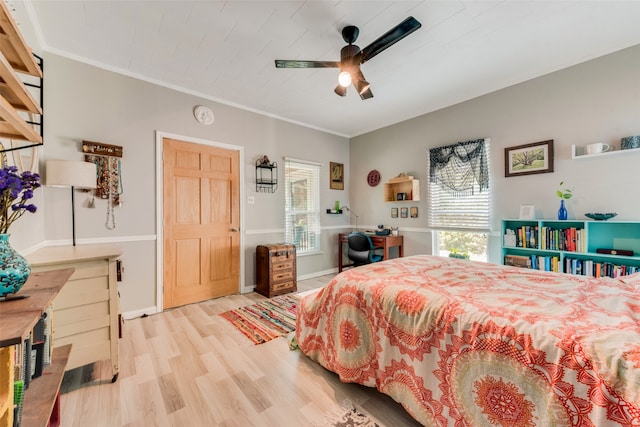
255,244,297,297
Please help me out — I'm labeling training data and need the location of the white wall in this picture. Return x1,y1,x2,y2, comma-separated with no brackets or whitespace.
13,53,350,316
10,28,639,315
350,44,640,264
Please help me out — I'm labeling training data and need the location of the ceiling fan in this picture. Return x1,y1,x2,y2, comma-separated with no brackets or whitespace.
275,16,422,100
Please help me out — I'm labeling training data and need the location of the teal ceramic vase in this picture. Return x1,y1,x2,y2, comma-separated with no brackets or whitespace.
558,200,568,220
0,234,31,298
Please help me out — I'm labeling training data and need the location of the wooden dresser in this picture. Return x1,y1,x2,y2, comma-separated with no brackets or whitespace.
27,244,122,383
255,244,297,297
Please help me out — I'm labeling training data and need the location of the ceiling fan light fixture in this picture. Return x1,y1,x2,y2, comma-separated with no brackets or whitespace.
355,79,370,95
354,70,370,95
338,70,352,87
334,84,347,97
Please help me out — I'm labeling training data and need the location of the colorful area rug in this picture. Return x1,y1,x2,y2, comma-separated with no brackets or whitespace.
219,294,299,344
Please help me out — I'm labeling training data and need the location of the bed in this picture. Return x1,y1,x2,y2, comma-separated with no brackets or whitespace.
295,255,640,426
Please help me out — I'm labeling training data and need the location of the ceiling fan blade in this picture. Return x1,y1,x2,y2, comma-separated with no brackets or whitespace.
360,17,421,64
275,60,340,68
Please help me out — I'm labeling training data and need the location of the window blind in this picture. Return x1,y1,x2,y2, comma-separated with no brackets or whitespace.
284,158,321,253
427,140,491,231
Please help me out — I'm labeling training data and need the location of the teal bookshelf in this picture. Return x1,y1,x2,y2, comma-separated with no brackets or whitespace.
501,219,640,276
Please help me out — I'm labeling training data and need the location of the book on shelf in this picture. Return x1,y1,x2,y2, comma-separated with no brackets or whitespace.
504,254,532,268
42,307,52,366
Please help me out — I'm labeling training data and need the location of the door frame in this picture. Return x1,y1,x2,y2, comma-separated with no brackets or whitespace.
154,130,245,313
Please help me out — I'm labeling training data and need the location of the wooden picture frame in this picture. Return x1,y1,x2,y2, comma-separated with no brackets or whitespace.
391,207,398,218
330,162,344,190
505,140,554,177
400,207,408,218
410,207,418,218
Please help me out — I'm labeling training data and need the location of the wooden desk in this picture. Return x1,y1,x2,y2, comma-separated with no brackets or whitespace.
338,233,404,272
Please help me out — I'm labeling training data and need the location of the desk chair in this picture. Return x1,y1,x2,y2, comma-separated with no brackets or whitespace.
347,232,384,267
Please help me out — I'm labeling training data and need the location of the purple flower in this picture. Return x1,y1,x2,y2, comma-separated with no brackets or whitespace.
0,166,41,233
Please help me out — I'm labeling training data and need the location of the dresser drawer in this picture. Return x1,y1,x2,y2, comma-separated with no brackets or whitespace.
272,270,293,282
273,281,295,292
271,251,294,263
272,261,293,272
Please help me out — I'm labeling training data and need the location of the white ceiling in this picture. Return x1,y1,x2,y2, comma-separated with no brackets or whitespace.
11,0,640,137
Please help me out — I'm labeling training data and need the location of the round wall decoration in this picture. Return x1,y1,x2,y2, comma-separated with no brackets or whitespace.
367,169,381,187
193,105,214,125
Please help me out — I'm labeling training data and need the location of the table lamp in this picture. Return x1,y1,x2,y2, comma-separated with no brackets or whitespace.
46,160,97,246
342,205,359,230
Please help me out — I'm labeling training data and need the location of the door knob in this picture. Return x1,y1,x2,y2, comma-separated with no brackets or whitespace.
231,227,239,232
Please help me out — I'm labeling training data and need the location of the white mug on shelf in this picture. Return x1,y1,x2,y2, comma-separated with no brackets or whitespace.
586,142,612,155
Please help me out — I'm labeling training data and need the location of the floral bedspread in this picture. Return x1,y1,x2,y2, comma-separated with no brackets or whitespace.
296,255,640,426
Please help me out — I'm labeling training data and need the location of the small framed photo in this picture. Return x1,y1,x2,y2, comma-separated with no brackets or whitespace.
330,162,344,190
505,140,554,177
391,207,398,218
519,205,535,220
400,207,408,218
410,207,418,218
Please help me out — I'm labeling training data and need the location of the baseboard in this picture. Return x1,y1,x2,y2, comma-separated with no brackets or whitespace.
122,306,158,320
298,268,338,281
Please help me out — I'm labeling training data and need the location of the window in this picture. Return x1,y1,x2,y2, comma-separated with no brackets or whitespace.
284,158,320,254
427,139,491,261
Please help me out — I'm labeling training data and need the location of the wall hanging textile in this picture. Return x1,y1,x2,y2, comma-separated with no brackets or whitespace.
429,138,488,196
82,141,123,230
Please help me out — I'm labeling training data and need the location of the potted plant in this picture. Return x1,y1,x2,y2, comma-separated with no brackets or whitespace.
448,248,470,260
556,181,572,220
0,166,41,297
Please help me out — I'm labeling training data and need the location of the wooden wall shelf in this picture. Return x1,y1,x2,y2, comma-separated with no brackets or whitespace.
383,176,420,202
0,1,43,145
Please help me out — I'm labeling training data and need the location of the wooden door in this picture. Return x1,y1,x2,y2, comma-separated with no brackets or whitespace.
163,137,240,309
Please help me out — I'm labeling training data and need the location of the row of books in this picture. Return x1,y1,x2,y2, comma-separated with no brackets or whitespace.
13,308,52,426
540,227,585,252
505,226,585,252
505,254,639,277
504,254,560,271
564,257,639,277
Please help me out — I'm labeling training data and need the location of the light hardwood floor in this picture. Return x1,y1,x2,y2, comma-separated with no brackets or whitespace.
59,274,423,427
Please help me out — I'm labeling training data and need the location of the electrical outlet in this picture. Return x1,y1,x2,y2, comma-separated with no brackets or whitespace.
247,196,255,205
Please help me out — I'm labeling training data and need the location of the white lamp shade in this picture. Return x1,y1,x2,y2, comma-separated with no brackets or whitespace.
46,160,97,189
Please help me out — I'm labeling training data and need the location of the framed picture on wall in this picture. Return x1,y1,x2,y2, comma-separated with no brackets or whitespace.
519,205,535,220
505,140,554,177
400,207,408,218
330,162,344,190
391,207,398,218
410,207,418,218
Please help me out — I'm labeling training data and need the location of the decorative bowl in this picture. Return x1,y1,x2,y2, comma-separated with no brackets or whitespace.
585,212,617,221
621,135,640,150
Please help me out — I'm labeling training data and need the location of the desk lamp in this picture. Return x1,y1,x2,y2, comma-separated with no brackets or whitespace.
46,160,97,246
341,206,359,230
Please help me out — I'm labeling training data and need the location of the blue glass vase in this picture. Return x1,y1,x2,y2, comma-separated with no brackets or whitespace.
0,234,31,298
558,199,568,220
